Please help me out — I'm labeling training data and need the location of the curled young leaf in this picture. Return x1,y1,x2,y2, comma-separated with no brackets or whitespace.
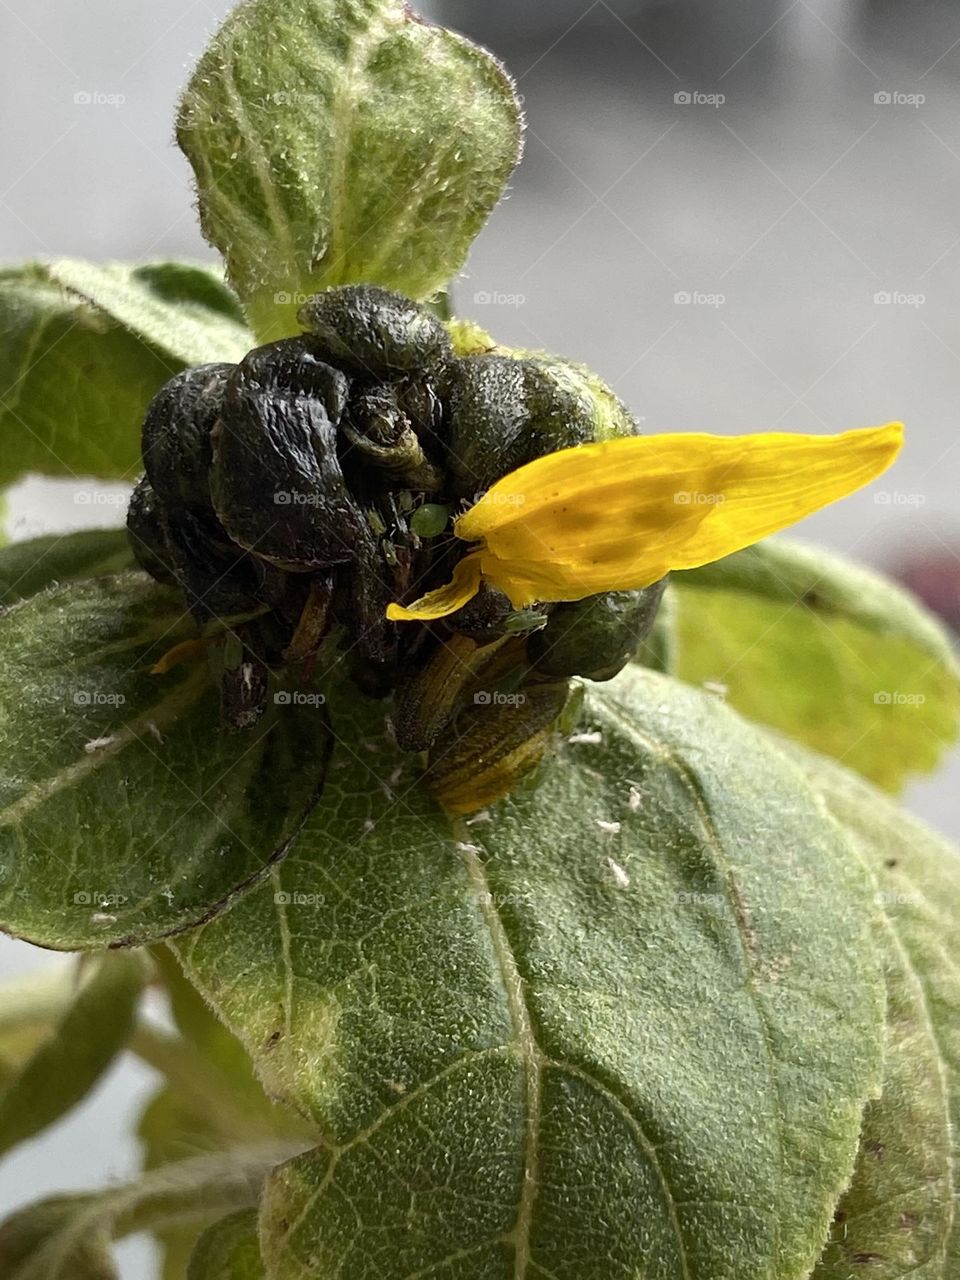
177,0,523,340
187,1209,264,1280
0,1145,300,1280
0,952,146,1159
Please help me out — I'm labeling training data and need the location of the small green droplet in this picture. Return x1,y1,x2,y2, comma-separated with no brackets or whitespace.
410,503,451,538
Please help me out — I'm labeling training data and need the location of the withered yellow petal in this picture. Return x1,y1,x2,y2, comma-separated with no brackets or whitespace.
386,552,484,622
456,423,903,601
388,423,903,621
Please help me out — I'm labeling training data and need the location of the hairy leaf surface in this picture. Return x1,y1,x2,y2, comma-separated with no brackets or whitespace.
178,0,523,339
175,668,885,1278
672,539,960,791
0,574,331,949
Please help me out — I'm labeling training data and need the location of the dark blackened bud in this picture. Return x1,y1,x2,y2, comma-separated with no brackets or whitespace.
127,477,177,586
161,506,261,625
333,522,396,676
396,375,447,451
341,386,443,490
210,339,365,571
141,364,232,509
446,354,532,497
446,583,516,640
212,625,280,732
299,285,452,376
237,337,350,421
130,282,662,792
529,580,669,682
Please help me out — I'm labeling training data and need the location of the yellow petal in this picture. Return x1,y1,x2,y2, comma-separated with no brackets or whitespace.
477,552,579,611
457,423,903,601
386,552,484,622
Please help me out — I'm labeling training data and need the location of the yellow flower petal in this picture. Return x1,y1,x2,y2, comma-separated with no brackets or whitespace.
388,423,903,621
386,552,484,622
458,423,903,601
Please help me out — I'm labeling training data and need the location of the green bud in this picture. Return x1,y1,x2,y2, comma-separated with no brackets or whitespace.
530,582,669,682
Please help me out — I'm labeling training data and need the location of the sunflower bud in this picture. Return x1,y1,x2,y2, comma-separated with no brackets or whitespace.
129,285,665,800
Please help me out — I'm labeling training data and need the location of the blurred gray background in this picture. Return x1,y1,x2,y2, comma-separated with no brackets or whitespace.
1,0,959,1274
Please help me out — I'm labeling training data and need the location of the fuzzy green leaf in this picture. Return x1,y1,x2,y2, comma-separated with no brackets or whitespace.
0,574,331,950
790,748,960,1278
188,1210,264,1280
671,538,960,792
140,947,312,1152
0,262,252,487
0,1145,299,1280
0,965,107,1092
149,944,294,1124
135,949,312,1274
0,268,176,485
0,530,135,607
174,667,884,1279
0,953,145,1158
177,0,523,340
45,260,251,368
